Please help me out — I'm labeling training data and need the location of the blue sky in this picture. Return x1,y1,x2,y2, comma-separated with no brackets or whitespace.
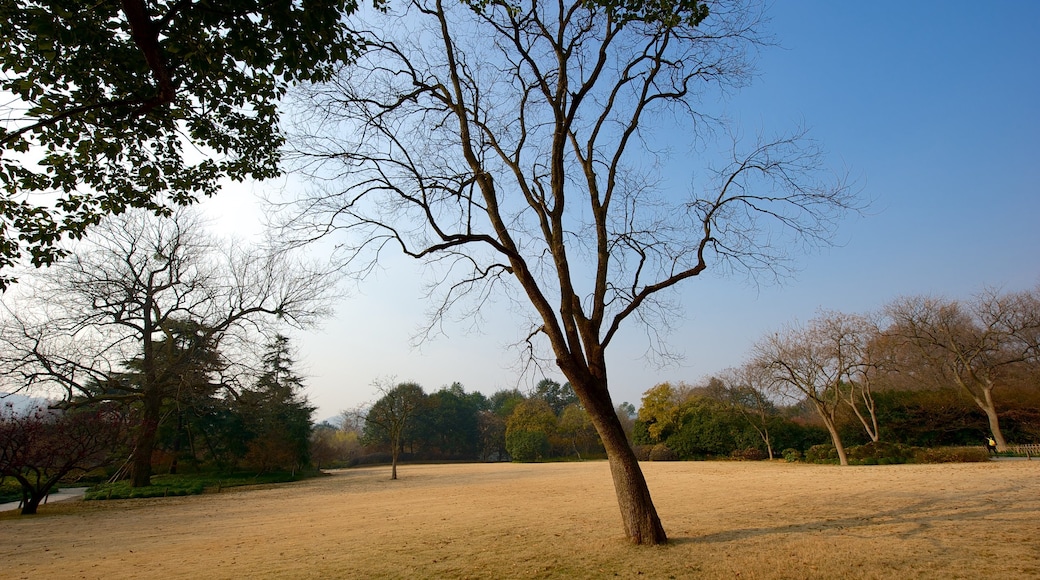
207,1,1040,420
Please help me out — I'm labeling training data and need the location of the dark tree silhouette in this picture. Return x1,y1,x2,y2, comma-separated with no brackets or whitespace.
0,403,124,515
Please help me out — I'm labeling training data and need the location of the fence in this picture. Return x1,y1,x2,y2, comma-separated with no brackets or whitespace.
1007,444,1040,457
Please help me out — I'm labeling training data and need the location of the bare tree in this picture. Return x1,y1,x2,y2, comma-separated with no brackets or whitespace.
836,313,884,443
885,289,1040,451
0,210,335,486
753,312,868,466
721,364,778,459
284,0,857,543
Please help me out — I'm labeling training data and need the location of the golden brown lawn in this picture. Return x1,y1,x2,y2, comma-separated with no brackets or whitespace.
1,460,1038,579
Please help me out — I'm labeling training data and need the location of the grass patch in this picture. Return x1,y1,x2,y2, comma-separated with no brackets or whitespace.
84,469,321,501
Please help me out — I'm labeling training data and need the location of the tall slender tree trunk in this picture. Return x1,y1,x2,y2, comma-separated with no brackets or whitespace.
573,376,667,545
979,386,1008,452
821,415,848,466
131,284,159,488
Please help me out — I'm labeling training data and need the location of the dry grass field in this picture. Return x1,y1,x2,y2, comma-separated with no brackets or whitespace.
1,460,1038,579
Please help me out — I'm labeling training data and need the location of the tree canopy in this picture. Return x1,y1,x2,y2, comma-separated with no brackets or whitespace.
0,0,371,287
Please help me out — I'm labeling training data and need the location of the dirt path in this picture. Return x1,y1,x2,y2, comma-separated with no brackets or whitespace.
0,488,88,513
1,461,1037,579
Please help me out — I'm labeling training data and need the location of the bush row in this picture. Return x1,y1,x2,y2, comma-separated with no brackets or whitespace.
798,442,991,465
633,441,992,464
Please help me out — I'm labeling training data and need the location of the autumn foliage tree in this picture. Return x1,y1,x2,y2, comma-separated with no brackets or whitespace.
0,403,124,515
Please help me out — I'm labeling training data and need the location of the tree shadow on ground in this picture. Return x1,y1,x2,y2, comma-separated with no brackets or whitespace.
669,484,1034,546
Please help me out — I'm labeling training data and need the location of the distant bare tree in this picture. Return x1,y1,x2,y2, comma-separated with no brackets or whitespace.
753,312,869,466
885,288,1040,451
721,364,778,459
285,0,857,543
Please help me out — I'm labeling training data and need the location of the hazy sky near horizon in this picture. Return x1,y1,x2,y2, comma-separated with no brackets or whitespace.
204,0,1040,421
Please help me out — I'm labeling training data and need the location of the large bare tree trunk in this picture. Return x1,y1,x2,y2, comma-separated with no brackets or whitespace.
574,376,667,545
130,389,161,487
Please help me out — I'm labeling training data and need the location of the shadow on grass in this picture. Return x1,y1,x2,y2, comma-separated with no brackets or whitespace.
669,484,1033,546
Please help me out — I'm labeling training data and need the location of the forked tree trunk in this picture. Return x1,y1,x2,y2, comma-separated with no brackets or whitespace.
574,376,667,545
16,481,43,515
20,493,42,515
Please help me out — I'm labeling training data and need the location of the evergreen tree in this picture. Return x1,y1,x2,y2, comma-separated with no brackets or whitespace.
238,335,315,474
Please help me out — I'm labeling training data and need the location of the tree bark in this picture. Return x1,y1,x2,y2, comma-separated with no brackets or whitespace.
821,415,848,466
980,387,1008,452
574,376,667,545
17,483,42,515
130,388,162,487
20,495,41,516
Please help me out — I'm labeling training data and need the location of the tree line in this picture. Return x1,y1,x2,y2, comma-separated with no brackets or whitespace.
634,288,1040,465
312,379,633,479
306,287,1040,479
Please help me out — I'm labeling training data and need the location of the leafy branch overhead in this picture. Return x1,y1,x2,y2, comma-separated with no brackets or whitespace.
0,0,373,287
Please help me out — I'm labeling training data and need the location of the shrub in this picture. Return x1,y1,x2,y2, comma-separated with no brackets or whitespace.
781,448,802,463
85,481,205,500
805,444,839,464
632,445,653,461
649,443,678,461
505,431,549,462
914,446,991,463
0,479,25,503
352,452,393,466
730,447,766,461
846,441,916,465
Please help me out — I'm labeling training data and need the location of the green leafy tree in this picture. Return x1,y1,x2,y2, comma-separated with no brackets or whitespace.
557,403,603,460
489,389,526,418
417,383,483,458
505,399,557,462
476,410,507,461
363,381,426,480
664,396,759,458
533,379,579,416
636,383,690,443
0,0,372,287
